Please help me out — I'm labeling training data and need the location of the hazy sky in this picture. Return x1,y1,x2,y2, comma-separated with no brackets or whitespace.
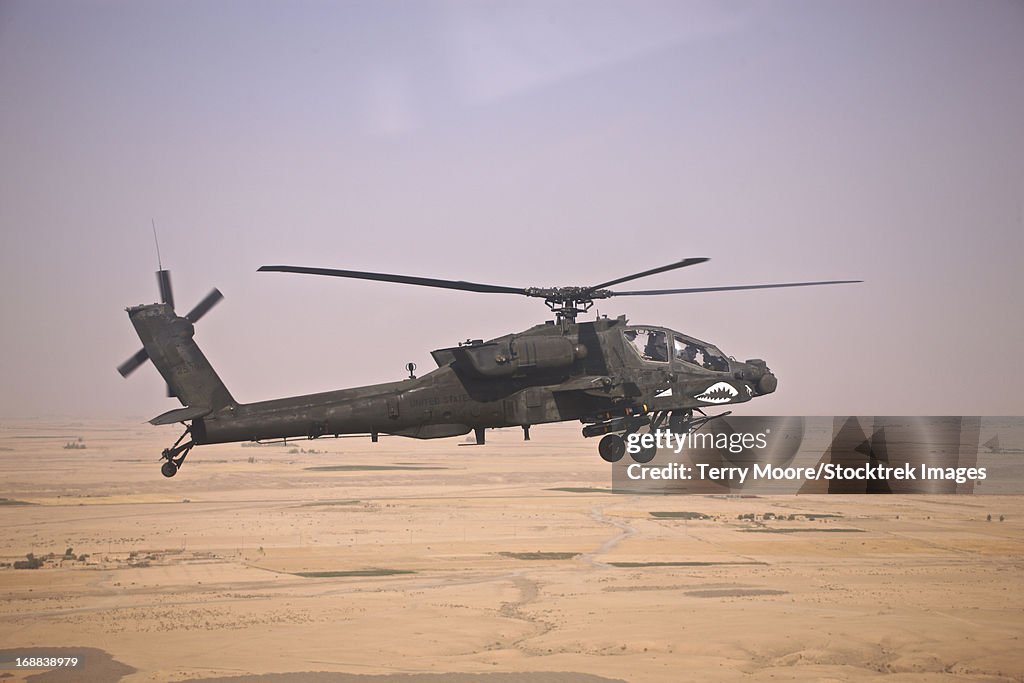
1,0,1022,419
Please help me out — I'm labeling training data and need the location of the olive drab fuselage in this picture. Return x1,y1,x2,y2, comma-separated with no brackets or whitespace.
189,315,777,446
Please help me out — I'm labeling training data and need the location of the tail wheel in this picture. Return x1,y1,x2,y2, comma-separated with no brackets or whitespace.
598,434,626,463
161,460,179,478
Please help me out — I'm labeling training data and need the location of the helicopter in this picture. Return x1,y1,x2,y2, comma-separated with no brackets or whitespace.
117,258,859,477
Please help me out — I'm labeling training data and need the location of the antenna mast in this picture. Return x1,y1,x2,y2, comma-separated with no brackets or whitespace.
151,218,163,271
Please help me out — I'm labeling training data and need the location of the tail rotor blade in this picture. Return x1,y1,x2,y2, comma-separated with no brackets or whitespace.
184,289,223,323
157,270,174,310
117,348,150,378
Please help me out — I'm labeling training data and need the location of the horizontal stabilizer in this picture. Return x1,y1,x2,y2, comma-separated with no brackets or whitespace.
149,405,211,426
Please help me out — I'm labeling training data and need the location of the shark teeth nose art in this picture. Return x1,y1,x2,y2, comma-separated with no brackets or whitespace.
694,381,739,404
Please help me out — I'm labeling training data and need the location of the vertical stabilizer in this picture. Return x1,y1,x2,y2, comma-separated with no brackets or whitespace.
127,303,235,411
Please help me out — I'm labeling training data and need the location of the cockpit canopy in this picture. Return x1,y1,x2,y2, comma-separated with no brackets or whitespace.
622,326,730,372
622,328,670,363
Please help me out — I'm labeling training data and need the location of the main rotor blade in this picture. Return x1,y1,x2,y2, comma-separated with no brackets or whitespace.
184,288,223,323
258,265,528,296
610,279,862,296
587,257,709,292
117,348,150,378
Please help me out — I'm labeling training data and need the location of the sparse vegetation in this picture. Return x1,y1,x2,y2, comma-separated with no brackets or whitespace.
686,588,787,598
737,512,842,522
498,551,580,560
14,553,43,569
649,511,710,520
293,569,414,578
301,500,361,507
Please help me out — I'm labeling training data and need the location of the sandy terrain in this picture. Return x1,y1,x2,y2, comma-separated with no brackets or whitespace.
0,418,1021,682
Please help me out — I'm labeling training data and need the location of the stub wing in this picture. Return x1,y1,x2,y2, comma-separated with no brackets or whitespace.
149,405,212,426
552,375,621,398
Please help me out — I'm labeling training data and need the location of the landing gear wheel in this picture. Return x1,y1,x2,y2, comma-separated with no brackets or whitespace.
631,442,657,464
157,425,194,478
598,434,626,463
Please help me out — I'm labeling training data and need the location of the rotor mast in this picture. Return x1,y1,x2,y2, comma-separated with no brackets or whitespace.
527,287,613,325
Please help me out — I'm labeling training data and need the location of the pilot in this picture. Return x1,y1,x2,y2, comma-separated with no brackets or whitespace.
644,331,668,362
681,344,698,364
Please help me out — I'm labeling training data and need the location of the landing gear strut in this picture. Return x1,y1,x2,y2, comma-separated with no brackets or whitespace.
160,425,194,478
668,408,732,435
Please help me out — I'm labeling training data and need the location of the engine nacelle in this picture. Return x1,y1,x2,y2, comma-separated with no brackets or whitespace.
461,336,586,378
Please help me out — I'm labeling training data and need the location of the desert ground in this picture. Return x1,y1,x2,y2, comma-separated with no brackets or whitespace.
0,418,1021,682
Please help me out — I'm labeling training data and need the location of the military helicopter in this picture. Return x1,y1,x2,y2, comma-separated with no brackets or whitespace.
118,258,859,477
